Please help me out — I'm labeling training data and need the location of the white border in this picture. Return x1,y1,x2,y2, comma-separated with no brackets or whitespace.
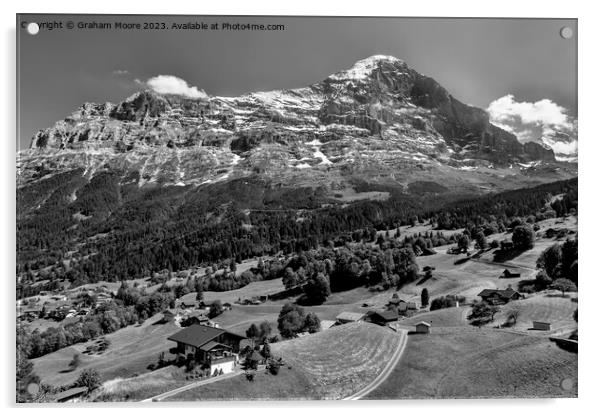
2,1,599,415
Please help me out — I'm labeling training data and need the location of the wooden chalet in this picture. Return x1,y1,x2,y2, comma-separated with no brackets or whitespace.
500,269,521,278
477,288,520,304
168,324,247,374
368,310,399,326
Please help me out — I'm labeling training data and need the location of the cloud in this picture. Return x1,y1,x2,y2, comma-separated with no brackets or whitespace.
142,75,208,99
487,94,577,161
112,69,129,75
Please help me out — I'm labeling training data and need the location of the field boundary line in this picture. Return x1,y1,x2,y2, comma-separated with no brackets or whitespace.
342,328,408,400
140,369,243,402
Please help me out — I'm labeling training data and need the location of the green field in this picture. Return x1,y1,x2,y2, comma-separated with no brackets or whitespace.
365,327,577,399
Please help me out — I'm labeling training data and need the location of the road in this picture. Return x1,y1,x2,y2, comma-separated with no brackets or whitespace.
140,369,243,402
342,328,408,400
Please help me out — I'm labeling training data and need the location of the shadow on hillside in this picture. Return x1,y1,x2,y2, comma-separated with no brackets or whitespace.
493,248,527,263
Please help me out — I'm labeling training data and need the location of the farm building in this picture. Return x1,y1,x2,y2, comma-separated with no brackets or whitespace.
500,269,521,278
336,311,366,324
168,324,247,374
477,288,520,305
53,387,88,403
533,321,552,331
415,321,431,334
368,310,399,326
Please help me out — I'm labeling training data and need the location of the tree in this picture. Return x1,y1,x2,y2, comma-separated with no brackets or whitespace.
573,309,578,323
68,353,81,371
421,288,430,308
209,300,223,318
246,323,259,340
468,301,500,326
475,232,487,250
537,244,562,278
550,278,577,297
258,321,272,341
277,303,306,338
512,225,535,250
75,369,101,391
261,341,272,359
304,312,321,333
457,235,469,252
303,273,331,304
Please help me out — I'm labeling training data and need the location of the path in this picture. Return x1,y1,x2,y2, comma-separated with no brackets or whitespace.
140,369,243,402
342,328,408,400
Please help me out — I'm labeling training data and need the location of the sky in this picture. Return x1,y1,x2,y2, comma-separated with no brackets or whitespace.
17,15,577,152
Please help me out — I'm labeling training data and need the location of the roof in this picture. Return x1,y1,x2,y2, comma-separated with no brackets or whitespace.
370,310,398,321
416,321,431,327
477,288,518,299
199,341,232,352
320,320,336,330
336,311,365,321
54,387,88,401
388,298,406,305
168,324,245,348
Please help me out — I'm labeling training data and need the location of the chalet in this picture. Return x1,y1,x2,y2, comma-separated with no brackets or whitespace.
168,324,247,375
335,311,366,324
406,302,418,310
53,387,88,403
533,321,552,331
477,288,520,304
368,310,399,326
500,269,521,278
415,321,431,334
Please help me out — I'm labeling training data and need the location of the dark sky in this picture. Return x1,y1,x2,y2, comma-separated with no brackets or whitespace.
17,15,577,150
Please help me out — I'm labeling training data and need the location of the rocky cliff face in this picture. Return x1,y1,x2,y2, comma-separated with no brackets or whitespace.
19,55,565,194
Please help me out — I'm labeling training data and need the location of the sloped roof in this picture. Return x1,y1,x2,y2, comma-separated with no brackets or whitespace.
168,324,245,348
370,310,398,321
478,288,518,299
336,311,365,321
416,321,431,327
54,387,88,401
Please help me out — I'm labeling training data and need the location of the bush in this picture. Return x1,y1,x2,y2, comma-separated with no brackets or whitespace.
74,369,101,391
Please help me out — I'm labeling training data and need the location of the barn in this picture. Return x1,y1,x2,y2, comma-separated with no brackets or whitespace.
335,311,365,324
368,310,399,326
533,321,552,331
415,321,431,334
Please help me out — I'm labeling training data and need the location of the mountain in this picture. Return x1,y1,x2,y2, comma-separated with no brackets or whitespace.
16,55,577,281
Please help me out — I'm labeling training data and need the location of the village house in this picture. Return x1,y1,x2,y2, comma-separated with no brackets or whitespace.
415,321,431,334
335,311,366,325
168,324,247,375
533,321,552,331
368,310,399,326
477,288,520,305
500,269,521,278
320,320,336,331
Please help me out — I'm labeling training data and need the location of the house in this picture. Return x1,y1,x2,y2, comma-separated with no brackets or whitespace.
53,387,88,403
368,310,399,326
335,311,366,324
477,288,520,304
500,269,521,278
406,302,418,310
18,305,42,320
168,324,247,375
415,321,431,334
533,321,552,331
501,241,514,251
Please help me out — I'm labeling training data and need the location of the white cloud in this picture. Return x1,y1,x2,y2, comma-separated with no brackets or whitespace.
143,75,208,100
112,69,129,75
487,94,577,161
